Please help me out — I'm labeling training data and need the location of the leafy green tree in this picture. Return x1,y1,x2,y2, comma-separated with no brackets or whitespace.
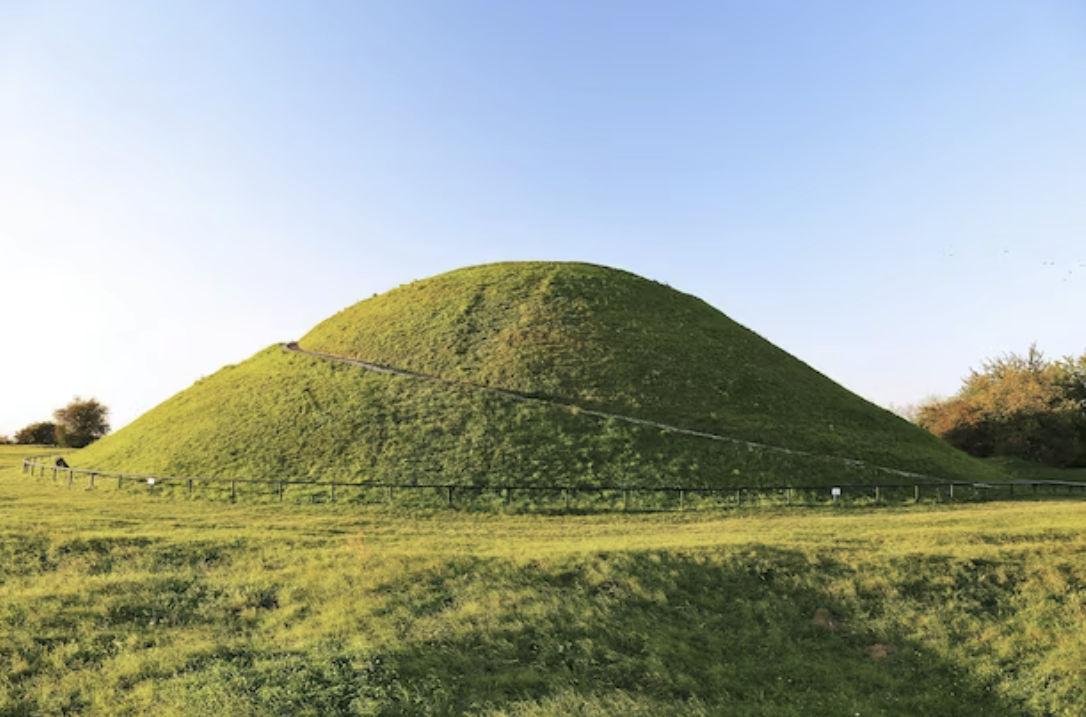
1057,354,1086,409
53,397,110,448
917,345,1086,466
14,421,58,445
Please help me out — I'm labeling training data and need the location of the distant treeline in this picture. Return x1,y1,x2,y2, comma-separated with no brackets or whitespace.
1,398,110,449
916,346,1086,467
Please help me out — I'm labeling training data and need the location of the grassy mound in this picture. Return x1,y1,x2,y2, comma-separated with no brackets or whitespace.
78,262,999,485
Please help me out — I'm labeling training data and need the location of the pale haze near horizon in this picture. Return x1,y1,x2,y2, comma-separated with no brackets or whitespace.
1,1,1084,436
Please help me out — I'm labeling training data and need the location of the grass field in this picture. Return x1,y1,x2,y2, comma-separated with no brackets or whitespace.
2,445,1085,716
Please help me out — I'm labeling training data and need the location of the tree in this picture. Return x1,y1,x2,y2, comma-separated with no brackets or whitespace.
1057,354,1086,409
14,421,57,445
917,345,1086,467
53,397,110,448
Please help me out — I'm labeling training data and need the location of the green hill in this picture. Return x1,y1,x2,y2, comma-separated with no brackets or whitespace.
76,262,999,486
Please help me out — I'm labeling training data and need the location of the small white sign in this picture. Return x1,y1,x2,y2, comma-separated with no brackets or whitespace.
147,478,156,486
831,487,841,497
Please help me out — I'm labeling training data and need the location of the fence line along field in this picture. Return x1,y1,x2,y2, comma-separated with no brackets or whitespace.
20,456,1086,514
2,444,1085,716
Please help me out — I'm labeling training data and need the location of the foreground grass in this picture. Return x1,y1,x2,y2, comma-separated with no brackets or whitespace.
2,446,1085,715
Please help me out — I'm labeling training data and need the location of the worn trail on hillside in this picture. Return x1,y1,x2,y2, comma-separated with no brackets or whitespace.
283,342,946,484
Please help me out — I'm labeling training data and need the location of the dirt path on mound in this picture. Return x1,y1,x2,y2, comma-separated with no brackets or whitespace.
282,342,943,483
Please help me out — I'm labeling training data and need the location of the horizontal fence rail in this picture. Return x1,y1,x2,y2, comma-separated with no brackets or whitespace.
20,459,1086,513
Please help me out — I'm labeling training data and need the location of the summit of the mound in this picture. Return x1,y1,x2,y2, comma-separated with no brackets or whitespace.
299,262,938,461
77,261,999,485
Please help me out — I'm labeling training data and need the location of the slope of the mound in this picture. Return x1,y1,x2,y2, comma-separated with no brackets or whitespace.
298,261,997,482
77,262,1002,485
77,346,961,486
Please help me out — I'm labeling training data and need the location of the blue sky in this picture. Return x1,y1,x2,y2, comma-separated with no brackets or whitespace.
1,1,1084,434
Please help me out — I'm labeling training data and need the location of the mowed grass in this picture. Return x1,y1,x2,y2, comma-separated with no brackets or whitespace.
2,446,1085,716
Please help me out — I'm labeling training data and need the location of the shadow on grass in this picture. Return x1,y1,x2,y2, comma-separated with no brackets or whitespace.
166,546,1022,716
363,547,1018,715
4,527,1036,715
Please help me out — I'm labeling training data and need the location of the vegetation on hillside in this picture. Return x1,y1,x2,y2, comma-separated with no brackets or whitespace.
302,263,968,468
78,262,999,486
918,345,1086,466
2,446,1084,716
76,343,997,488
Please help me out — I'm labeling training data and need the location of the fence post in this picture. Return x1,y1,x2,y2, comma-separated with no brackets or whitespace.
330,480,336,502
188,479,194,497
949,483,955,500
622,489,629,511
447,486,453,507
914,485,919,502
386,485,393,503
504,487,510,506
874,485,880,502
277,481,283,502
563,488,570,510
116,475,122,490
88,473,95,490
230,480,237,503
680,489,686,511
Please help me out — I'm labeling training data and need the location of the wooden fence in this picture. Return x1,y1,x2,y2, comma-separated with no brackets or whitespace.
21,458,1086,512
